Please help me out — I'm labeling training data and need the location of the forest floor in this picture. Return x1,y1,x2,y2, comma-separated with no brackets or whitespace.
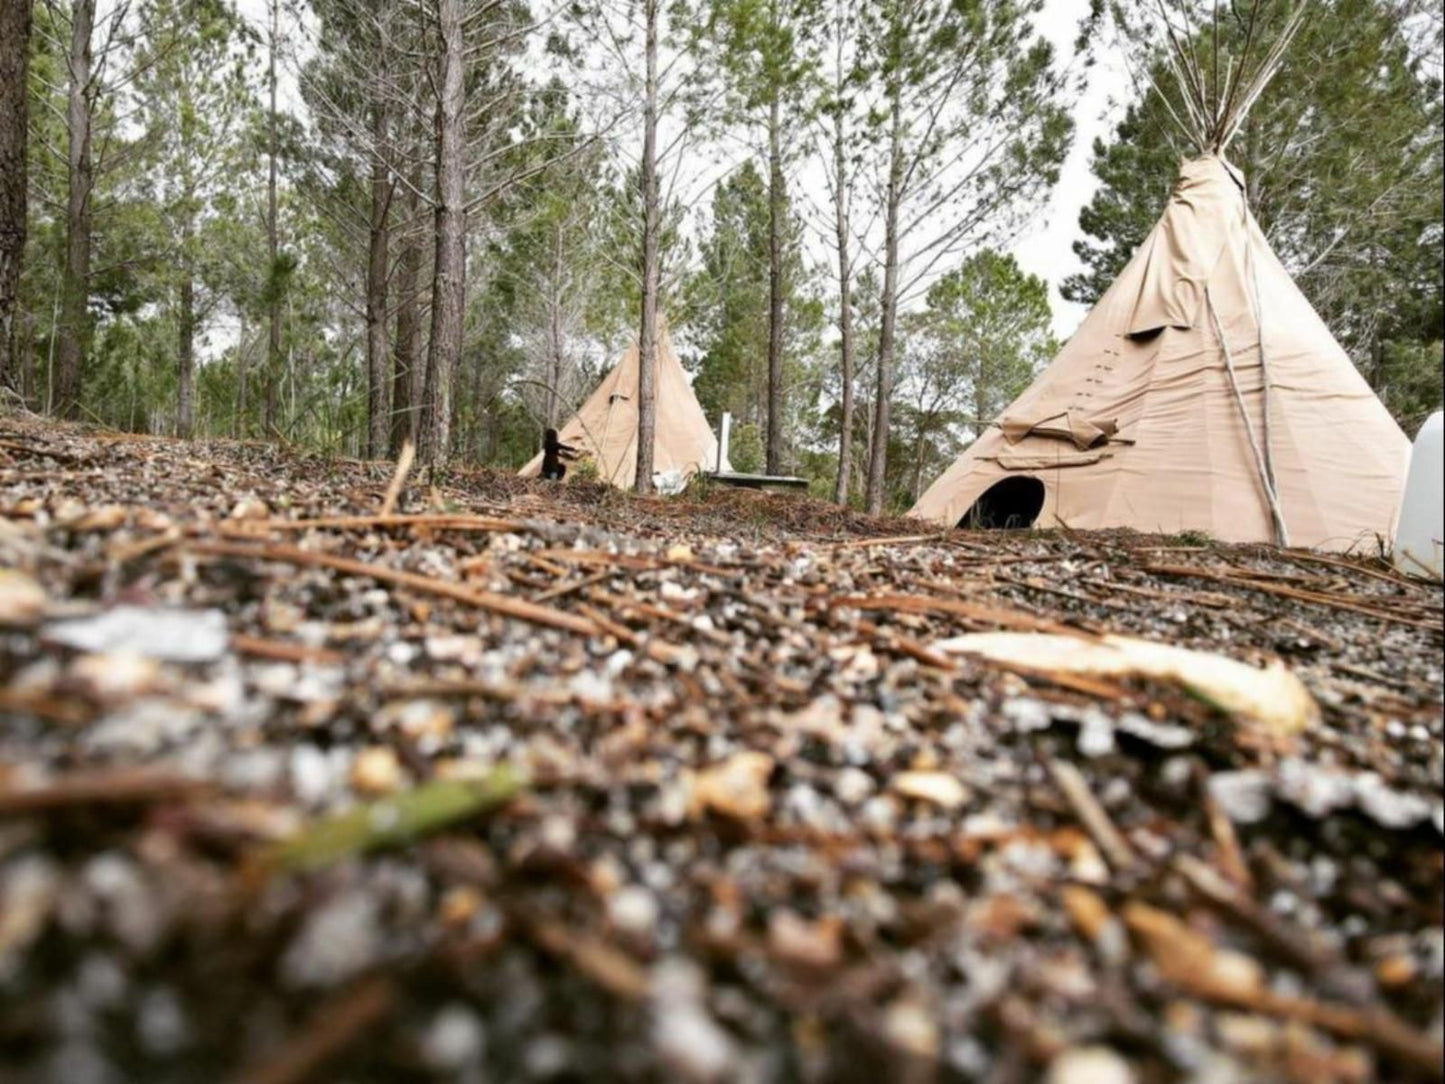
0,410,1442,1084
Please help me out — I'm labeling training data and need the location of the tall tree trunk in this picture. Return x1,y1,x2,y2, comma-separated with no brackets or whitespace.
366,84,392,458
420,0,465,464
0,0,32,392
765,83,785,475
264,0,281,437
236,312,247,437
865,92,904,516
468,335,484,455
973,352,989,443
633,0,660,494
19,309,35,407
56,0,94,420
177,216,195,437
548,226,563,427
390,169,423,455
830,78,854,505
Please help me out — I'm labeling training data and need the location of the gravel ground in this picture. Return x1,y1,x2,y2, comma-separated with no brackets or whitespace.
0,413,1441,1084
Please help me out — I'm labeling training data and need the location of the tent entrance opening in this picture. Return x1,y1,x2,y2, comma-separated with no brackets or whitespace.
960,476,1045,529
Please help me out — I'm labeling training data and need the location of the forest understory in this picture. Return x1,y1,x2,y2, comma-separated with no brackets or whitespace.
0,412,1442,1083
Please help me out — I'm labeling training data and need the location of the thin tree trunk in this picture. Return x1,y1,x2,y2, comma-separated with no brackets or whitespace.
974,367,988,444
830,64,854,505
468,337,484,455
366,82,392,458
633,0,660,494
19,309,35,407
912,417,927,500
390,168,423,455
765,80,785,475
177,216,195,437
865,93,904,516
548,226,563,427
264,0,281,436
236,312,247,437
0,0,32,392
420,0,466,464
56,0,94,420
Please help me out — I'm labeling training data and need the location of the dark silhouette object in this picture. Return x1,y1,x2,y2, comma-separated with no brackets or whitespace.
541,428,580,481
959,476,1045,529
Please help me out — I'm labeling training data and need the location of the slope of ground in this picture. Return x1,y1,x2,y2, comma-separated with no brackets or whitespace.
1,413,1441,1083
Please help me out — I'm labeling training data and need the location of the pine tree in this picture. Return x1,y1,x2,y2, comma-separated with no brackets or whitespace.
854,0,1072,514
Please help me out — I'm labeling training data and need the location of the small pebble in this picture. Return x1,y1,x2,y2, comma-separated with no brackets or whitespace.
609,885,660,938
351,747,404,795
1045,1045,1136,1084
421,1004,486,1072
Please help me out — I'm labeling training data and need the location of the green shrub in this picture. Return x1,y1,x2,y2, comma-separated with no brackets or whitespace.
729,423,763,473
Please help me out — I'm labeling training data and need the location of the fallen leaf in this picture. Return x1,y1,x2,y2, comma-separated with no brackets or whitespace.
767,909,843,970
936,632,1318,741
374,700,456,741
68,505,127,531
350,747,405,795
689,751,773,821
1060,885,1112,942
43,606,229,663
0,570,46,627
890,770,969,810
1123,901,1264,1001
68,652,165,700
229,496,271,520
1376,955,1416,988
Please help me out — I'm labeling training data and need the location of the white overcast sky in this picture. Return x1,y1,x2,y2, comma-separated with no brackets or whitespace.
1011,0,1135,336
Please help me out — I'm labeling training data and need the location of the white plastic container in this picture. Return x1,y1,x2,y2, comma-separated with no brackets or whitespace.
1393,411,1443,580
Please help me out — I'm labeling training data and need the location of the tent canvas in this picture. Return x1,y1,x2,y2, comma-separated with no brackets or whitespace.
1393,412,1443,579
519,317,731,487
908,153,1410,551
911,3,1413,552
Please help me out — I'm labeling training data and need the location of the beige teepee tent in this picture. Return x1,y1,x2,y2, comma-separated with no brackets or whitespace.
910,8,1409,551
520,317,730,488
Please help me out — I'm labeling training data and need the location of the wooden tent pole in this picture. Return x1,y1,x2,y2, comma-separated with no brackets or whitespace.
1247,244,1281,508
1208,288,1291,546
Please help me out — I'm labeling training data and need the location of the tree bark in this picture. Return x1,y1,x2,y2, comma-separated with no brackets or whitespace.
419,0,466,464
177,215,195,437
236,312,247,437
633,0,660,494
391,169,423,455
264,0,281,437
548,226,563,427
864,91,904,516
0,0,32,392
829,73,854,505
56,0,94,420
911,416,928,501
19,309,35,407
974,363,988,444
365,82,391,459
765,82,785,475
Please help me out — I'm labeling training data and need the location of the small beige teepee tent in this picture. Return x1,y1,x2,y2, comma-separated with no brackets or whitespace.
910,7,1409,552
520,317,730,488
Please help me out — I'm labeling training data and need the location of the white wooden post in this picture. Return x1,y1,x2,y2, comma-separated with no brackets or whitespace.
718,412,732,472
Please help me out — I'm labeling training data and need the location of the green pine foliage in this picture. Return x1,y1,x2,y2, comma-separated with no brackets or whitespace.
888,251,1058,511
